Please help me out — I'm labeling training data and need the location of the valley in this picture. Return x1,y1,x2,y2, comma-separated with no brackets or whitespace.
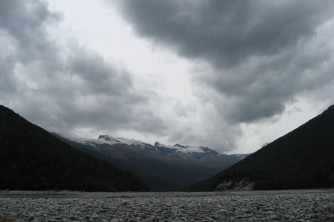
1,1,334,221
55,133,247,191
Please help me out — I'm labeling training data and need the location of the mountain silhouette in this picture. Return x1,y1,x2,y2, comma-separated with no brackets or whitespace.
0,105,148,191
189,105,334,191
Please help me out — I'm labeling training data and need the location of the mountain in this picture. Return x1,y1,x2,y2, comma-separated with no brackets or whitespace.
189,105,334,191
0,105,148,191
56,134,247,191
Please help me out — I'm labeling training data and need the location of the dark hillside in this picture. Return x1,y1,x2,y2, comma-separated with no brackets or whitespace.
0,105,148,191
190,105,334,191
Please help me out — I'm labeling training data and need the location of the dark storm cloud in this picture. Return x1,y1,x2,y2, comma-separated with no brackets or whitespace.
0,0,165,135
0,0,60,99
67,45,133,96
115,0,332,67
0,0,59,63
114,0,334,123
0,43,16,96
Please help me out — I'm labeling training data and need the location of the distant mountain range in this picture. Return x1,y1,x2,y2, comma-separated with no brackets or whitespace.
4,103,331,192
189,105,334,191
56,134,247,191
0,105,147,191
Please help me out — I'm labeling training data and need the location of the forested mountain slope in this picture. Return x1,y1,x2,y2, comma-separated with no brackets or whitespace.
0,105,148,191
190,105,334,191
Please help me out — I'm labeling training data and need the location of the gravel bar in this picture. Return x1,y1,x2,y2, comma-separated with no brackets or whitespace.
0,190,333,221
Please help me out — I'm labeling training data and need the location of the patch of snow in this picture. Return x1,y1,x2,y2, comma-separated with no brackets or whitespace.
98,135,151,148
155,142,207,154
154,142,174,149
174,145,206,154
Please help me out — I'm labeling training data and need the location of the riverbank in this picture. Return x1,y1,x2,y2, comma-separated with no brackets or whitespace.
1,190,333,221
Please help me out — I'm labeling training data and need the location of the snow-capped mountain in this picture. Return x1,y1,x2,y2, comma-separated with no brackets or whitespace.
55,133,248,191
59,133,226,156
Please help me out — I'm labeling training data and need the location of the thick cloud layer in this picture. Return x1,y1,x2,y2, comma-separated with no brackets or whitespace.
115,0,334,123
0,0,165,135
1,0,334,152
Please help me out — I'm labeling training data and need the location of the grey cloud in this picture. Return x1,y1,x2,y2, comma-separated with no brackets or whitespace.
173,101,197,118
115,0,332,67
67,44,133,96
0,0,166,136
0,43,16,98
114,0,334,123
0,0,59,63
206,36,334,123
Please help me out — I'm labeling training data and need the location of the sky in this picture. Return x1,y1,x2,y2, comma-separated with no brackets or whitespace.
1,0,333,154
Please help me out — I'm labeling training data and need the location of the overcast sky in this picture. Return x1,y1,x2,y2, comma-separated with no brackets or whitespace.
1,0,333,153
